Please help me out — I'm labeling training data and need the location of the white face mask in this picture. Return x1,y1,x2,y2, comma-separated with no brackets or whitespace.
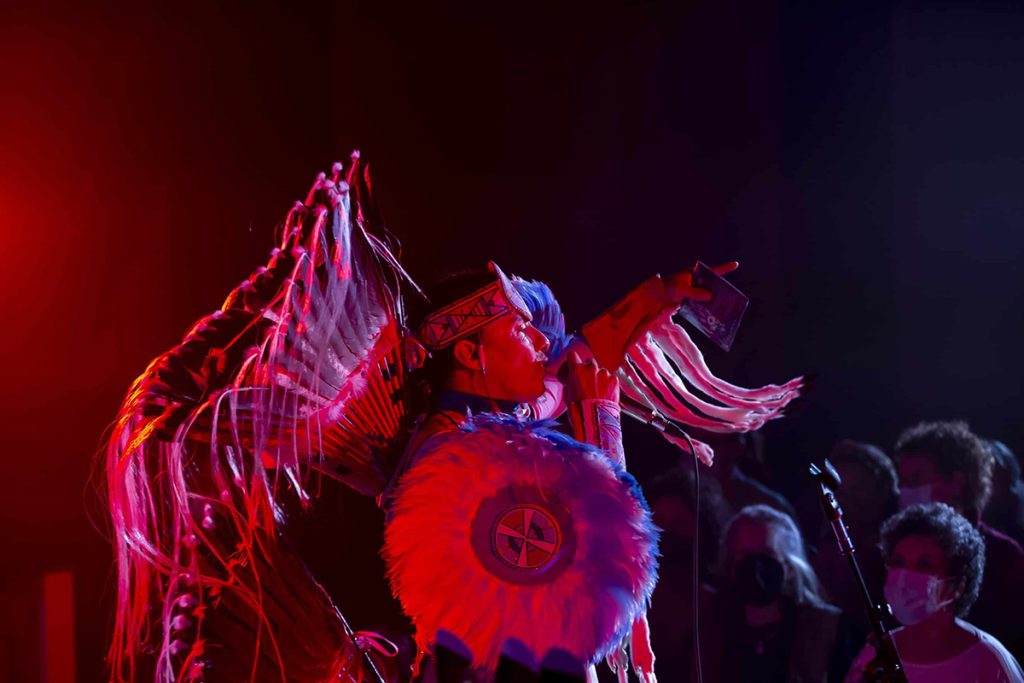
884,568,956,626
898,484,933,509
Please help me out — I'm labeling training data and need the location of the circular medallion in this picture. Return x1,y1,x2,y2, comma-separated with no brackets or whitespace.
471,485,576,585
492,504,561,570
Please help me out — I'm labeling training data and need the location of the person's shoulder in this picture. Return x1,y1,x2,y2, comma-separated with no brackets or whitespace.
979,522,1024,557
955,620,1024,681
798,600,842,618
972,624,1022,663
979,523,1024,581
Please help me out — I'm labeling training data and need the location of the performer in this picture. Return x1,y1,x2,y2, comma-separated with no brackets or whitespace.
103,154,803,682
382,265,661,681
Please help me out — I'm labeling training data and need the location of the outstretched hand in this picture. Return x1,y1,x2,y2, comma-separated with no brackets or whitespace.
664,260,739,305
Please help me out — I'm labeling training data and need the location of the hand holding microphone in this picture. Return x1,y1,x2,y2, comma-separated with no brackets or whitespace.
562,350,619,405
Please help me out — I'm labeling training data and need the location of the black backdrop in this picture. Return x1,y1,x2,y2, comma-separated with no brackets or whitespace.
2,2,1024,679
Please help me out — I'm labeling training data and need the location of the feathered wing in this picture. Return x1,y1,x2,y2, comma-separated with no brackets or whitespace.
105,154,415,683
239,154,418,498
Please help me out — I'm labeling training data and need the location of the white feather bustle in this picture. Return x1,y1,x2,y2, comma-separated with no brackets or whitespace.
383,415,659,674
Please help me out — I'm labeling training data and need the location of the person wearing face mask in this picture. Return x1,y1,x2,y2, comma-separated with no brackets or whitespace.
893,421,1024,661
696,504,845,683
844,503,1023,682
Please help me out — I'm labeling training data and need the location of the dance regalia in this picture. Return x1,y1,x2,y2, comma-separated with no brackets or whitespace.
104,155,802,682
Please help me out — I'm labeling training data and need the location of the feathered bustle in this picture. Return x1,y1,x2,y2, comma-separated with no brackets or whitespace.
384,414,659,673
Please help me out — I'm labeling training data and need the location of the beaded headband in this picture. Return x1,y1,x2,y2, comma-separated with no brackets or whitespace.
416,262,532,351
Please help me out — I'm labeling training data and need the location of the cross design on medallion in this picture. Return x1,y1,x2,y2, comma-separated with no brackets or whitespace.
493,505,561,570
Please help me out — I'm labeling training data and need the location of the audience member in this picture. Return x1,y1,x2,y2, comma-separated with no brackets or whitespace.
811,441,898,661
844,503,1023,682
696,505,845,682
983,439,1024,547
647,463,729,582
700,431,798,522
646,464,729,680
893,420,1024,660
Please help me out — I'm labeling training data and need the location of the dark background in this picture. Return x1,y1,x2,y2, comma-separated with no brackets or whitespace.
2,1,1024,680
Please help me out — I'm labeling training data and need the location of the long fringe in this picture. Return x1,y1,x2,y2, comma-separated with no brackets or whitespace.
620,313,803,464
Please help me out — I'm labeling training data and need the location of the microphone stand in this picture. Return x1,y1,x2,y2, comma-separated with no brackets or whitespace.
809,460,908,683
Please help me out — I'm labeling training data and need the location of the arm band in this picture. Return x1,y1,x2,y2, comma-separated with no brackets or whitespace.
568,398,625,466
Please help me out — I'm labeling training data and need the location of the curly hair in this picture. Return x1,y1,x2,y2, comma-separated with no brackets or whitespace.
894,420,994,522
880,502,986,617
722,504,826,607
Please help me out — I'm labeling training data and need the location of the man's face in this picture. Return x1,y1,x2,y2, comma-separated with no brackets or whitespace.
897,453,964,512
475,312,550,403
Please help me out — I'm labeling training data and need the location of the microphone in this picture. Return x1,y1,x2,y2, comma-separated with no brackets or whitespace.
555,347,693,446
619,394,690,441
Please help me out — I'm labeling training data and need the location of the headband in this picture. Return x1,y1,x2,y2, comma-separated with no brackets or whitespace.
416,262,532,351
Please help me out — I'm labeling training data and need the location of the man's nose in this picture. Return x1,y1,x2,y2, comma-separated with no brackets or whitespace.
528,326,551,355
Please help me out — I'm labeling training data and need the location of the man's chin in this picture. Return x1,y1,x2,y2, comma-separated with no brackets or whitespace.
509,384,547,406
527,383,549,404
